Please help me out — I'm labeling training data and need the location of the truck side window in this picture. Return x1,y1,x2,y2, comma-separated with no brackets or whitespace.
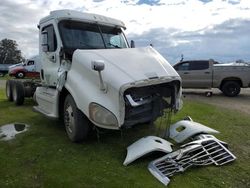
189,61,209,70
42,25,57,52
177,62,190,71
27,61,34,65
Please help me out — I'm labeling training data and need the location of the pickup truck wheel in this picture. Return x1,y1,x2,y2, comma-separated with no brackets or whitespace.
15,72,25,79
6,80,14,101
221,81,241,97
64,95,90,142
12,81,25,105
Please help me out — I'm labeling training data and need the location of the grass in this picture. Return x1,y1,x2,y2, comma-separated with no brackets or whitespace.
0,75,10,80
0,88,250,188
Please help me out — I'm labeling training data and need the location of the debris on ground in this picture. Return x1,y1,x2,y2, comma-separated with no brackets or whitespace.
123,117,236,186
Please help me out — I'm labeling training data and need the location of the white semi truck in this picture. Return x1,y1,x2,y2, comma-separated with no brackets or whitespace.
8,56,41,79
6,10,182,142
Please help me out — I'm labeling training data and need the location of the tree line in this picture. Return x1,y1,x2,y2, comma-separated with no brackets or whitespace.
0,38,24,64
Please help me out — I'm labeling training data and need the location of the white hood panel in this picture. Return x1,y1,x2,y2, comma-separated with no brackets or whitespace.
73,47,180,90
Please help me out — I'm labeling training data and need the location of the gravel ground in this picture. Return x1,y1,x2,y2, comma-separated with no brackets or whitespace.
1,79,249,115
183,88,250,115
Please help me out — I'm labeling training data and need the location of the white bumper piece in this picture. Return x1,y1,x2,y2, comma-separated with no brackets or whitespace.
169,120,219,143
123,136,173,166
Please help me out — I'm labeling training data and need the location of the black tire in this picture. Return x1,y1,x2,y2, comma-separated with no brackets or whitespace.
64,94,90,142
6,80,14,101
221,81,241,97
15,71,25,79
12,81,25,105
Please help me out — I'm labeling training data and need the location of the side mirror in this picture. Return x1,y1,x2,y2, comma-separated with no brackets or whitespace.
41,31,48,52
91,60,105,72
130,40,135,48
91,60,106,92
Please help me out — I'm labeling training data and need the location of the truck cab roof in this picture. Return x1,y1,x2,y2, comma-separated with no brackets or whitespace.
39,9,126,29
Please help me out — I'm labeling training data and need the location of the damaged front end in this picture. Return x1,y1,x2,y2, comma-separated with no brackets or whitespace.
121,79,182,128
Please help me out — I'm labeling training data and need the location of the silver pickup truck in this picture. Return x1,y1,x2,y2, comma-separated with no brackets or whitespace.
173,60,250,97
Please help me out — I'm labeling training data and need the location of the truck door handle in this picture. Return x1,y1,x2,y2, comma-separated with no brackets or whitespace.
204,72,210,74
183,72,189,74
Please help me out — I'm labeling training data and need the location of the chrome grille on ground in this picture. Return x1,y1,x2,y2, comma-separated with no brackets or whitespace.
148,137,236,186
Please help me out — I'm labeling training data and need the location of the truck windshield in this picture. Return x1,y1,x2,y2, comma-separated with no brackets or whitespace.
59,20,128,50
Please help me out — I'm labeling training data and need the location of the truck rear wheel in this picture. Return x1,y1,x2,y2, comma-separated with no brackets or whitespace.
221,81,241,97
12,81,25,105
6,80,14,101
15,71,25,79
64,94,90,142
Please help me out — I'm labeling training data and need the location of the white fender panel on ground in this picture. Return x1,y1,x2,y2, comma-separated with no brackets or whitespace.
169,120,219,143
123,136,173,166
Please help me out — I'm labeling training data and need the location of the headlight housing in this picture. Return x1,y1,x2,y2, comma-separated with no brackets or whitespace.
89,103,118,127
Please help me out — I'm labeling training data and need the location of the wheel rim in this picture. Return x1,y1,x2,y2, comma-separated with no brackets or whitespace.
18,72,24,78
64,104,74,133
227,84,237,95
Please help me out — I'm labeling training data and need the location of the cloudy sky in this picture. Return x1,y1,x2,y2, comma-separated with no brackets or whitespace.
0,0,250,64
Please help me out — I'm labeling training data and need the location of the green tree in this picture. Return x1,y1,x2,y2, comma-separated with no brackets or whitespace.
0,38,24,64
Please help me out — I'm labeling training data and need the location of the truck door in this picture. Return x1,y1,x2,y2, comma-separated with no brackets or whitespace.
174,61,212,88
40,24,59,86
25,60,35,72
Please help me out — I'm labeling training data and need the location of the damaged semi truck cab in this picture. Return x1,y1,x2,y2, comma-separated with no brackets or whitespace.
34,10,182,142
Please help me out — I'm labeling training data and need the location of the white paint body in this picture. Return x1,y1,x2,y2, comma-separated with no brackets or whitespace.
169,120,219,143
123,136,173,166
66,47,181,128
24,55,41,72
34,10,182,130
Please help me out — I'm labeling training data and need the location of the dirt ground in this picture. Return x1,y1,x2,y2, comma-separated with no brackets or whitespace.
183,88,250,115
1,79,249,115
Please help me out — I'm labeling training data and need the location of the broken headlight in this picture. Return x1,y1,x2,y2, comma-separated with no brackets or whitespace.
89,103,118,127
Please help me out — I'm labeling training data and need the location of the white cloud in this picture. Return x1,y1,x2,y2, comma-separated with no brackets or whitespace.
0,0,250,63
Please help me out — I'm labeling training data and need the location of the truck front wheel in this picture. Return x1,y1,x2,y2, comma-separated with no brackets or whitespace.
64,95,90,142
221,81,241,97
